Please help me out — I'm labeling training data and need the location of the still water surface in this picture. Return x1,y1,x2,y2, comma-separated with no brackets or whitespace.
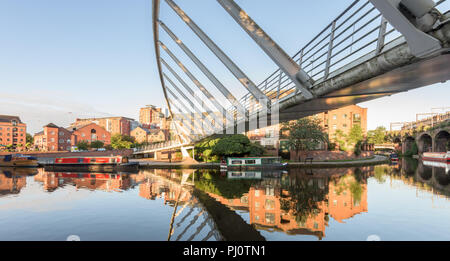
0,158,449,241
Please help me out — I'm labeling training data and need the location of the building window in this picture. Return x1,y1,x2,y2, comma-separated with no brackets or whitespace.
51,131,55,135
333,114,337,120
333,124,337,130
265,213,275,224
60,132,64,136
265,199,275,210
81,133,85,137
343,114,347,119
59,139,64,143
343,124,347,128
50,138,55,142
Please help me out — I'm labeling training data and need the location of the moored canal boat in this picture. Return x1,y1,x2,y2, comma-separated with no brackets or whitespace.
44,156,138,173
0,154,39,167
422,151,450,163
226,157,287,170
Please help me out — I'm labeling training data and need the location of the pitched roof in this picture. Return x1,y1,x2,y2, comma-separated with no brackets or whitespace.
34,131,44,136
0,115,22,123
44,123,59,128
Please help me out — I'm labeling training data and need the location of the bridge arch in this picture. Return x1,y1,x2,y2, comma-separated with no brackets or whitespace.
417,133,433,154
434,130,450,152
433,167,450,187
402,136,416,155
417,161,432,181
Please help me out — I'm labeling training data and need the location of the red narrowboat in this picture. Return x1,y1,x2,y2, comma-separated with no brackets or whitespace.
44,156,138,173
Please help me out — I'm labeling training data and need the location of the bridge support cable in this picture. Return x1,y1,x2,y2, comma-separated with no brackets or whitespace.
159,42,232,128
186,216,211,241
164,0,271,108
201,229,216,241
166,94,203,136
163,70,216,134
369,0,442,58
158,21,247,120
216,0,315,99
175,210,205,241
162,59,221,133
173,120,192,144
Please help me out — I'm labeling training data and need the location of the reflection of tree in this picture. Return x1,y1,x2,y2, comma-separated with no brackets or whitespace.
374,166,389,184
280,177,327,226
331,171,366,205
194,171,258,199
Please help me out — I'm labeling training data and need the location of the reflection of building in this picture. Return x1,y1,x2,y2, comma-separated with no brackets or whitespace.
0,115,27,149
0,173,27,196
206,172,368,240
34,170,132,192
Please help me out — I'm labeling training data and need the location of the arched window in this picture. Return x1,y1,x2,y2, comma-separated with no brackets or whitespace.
91,129,97,140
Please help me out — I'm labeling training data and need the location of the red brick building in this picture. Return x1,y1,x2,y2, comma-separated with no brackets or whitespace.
34,122,110,151
34,123,72,152
71,117,133,136
70,123,111,146
0,115,27,149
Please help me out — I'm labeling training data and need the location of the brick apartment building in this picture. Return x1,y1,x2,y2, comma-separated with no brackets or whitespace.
34,122,110,152
34,123,72,151
70,122,111,146
0,115,27,149
71,116,134,136
131,126,166,144
139,105,166,128
246,104,367,149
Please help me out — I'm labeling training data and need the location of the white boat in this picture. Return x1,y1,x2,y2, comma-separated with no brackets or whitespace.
422,151,450,163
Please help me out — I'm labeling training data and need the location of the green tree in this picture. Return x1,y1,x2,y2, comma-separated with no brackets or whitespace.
348,124,364,145
367,126,387,144
212,134,251,157
281,118,327,161
334,129,347,151
76,141,89,151
90,140,104,149
26,133,34,144
111,134,135,149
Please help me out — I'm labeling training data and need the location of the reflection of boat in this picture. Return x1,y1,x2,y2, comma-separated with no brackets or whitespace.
423,160,450,173
227,171,262,179
53,172,123,180
44,156,138,173
227,170,287,179
227,157,287,170
389,153,399,162
0,167,38,177
422,152,450,163
0,154,38,167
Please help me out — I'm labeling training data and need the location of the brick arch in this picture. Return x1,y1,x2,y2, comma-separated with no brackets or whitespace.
417,132,433,154
433,130,450,152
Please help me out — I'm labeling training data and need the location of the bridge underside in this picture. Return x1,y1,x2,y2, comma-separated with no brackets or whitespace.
279,53,450,122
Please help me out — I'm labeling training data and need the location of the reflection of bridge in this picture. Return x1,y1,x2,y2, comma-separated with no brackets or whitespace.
150,0,450,150
138,169,265,241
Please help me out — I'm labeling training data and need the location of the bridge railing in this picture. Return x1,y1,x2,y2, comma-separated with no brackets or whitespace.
228,0,447,118
135,140,182,152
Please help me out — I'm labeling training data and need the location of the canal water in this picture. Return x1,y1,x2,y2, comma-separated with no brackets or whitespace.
0,158,449,241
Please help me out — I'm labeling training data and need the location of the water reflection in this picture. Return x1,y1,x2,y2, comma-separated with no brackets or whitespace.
0,159,449,241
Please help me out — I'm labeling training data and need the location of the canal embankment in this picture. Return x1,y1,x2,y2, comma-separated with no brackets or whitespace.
134,155,389,169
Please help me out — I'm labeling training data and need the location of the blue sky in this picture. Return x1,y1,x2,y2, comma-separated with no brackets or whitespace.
1,0,449,134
